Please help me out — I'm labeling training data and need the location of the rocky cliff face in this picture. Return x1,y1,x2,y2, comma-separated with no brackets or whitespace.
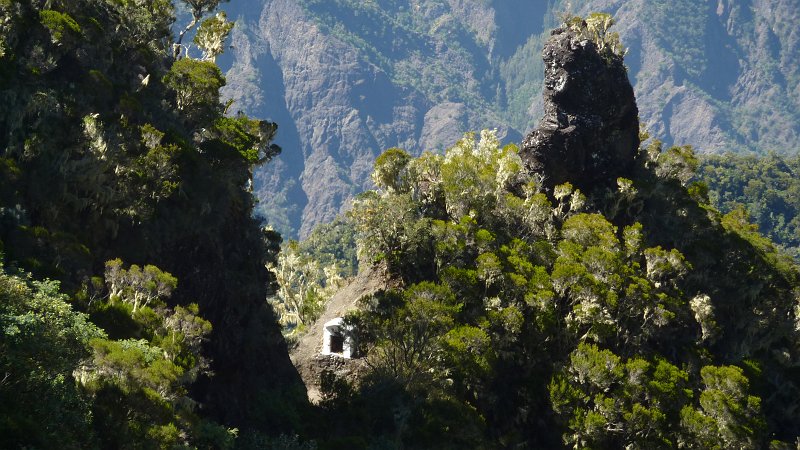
222,0,521,237
221,0,800,237
587,0,800,155
521,26,639,192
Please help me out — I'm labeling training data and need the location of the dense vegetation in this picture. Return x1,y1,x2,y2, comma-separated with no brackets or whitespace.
0,0,307,447
268,234,350,339
300,130,800,448
698,152,800,261
3,1,800,448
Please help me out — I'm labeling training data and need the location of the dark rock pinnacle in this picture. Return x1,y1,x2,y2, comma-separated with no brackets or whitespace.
521,26,639,192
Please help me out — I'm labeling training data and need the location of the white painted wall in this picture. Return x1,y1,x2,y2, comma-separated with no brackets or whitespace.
322,317,354,358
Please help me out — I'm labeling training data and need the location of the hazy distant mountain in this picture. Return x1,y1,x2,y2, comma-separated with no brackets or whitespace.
219,0,800,238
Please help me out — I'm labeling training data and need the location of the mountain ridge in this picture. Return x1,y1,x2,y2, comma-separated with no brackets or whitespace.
221,0,800,238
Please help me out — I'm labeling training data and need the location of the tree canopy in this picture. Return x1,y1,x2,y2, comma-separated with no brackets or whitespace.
302,130,800,448
697,152,800,261
0,0,306,446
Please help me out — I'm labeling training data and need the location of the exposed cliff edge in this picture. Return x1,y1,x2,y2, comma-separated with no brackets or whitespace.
521,25,639,192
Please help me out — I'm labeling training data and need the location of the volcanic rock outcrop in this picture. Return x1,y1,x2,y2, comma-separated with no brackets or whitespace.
521,26,639,192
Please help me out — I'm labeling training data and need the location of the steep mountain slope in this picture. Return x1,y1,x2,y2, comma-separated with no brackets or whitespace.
221,0,800,237
220,0,534,237
0,0,306,444
698,152,800,260
302,21,800,447
586,0,800,155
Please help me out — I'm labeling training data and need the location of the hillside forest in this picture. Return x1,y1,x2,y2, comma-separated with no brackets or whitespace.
0,0,304,447
1,1,800,449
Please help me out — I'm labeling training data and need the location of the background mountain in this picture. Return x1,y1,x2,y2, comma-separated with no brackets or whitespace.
219,0,800,238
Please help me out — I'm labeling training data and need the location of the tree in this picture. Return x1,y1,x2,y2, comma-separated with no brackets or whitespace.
656,145,699,186
193,12,234,62
80,266,220,448
563,12,626,58
349,191,433,278
162,303,213,366
550,343,694,448
697,152,800,261
361,282,460,390
340,126,800,447
104,259,177,313
163,57,225,127
551,214,694,351
372,147,412,193
680,365,766,449
268,241,345,336
439,130,523,220
0,269,104,448
175,0,229,56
